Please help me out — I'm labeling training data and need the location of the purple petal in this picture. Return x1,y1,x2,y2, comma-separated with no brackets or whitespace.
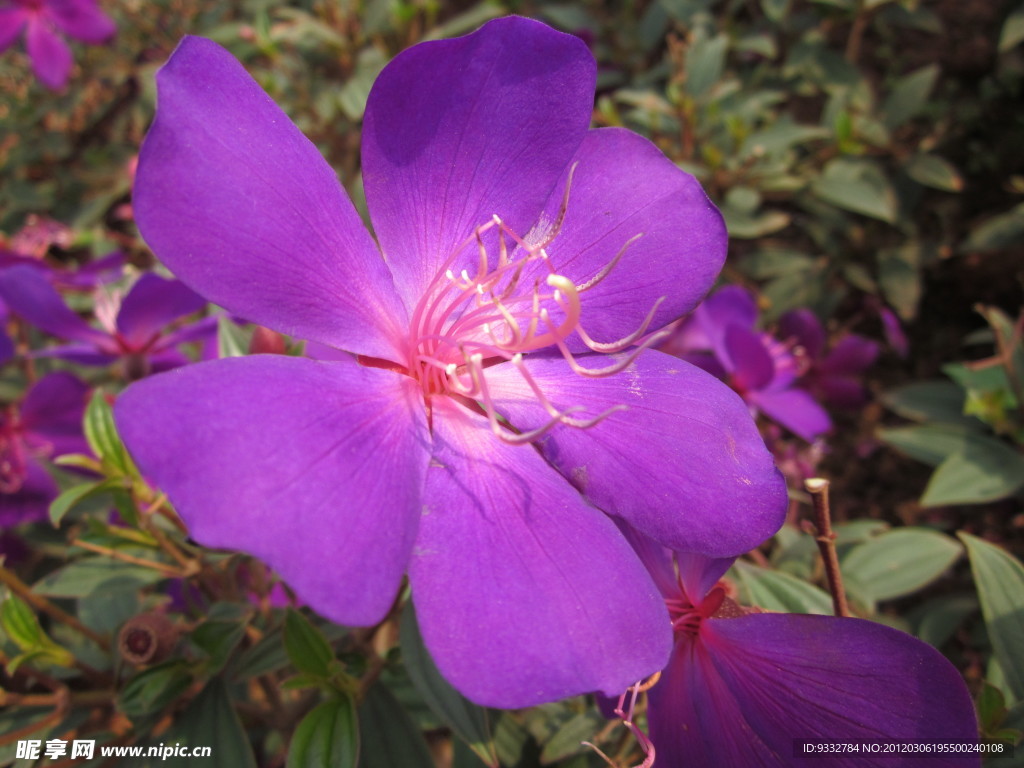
134,36,408,361
114,356,430,625
777,308,825,361
485,350,787,557
0,457,57,527
700,286,758,340
674,550,734,603
819,334,880,376
409,397,670,708
722,325,774,391
880,305,909,357
20,372,89,457
518,128,726,349
45,0,115,44
817,375,870,409
361,16,594,309
155,315,219,349
0,328,12,366
30,344,119,367
25,17,72,91
147,348,191,374
0,266,110,347
750,387,832,442
648,614,980,767
0,8,27,53
54,251,126,290
115,274,207,349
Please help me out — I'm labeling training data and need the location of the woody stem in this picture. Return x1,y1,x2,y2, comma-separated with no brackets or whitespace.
804,478,850,618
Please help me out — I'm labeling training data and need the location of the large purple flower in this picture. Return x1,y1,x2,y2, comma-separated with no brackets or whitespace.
623,532,980,767
0,0,115,90
662,285,832,441
1,372,89,527
0,267,213,378
114,18,787,707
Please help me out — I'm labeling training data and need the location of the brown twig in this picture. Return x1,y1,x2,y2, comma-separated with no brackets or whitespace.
71,539,186,578
0,565,110,651
804,478,851,618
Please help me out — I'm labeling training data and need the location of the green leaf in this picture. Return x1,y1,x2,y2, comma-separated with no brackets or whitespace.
539,711,604,765
882,64,939,129
399,604,498,767
84,390,138,478
217,315,251,358
684,32,729,98
959,533,1024,700
842,528,962,604
921,439,1024,506
34,557,166,597
880,381,974,425
119,661,194,718
739,249,815,279
740,119,829,157
877,423,988,466
904,154,964,192
49,478,122,526
287,696,359,768
358,683,434,768
284,609,335,679
910,593,978,649
733,561,834,615
1,593,46,650
811,158,898,223
148,679,258,768
191,620,248,675
961,203,1024,253
878,246,922,320
760,0,791,22
1000,4,1024,52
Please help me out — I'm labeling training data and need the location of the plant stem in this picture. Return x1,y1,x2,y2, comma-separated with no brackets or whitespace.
0,565,110,651
804,478,851,618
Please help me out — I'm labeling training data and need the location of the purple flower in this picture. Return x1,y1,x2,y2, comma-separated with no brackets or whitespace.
0,0,115,90
662,286,832,441
113,18,787,707
0,267,214,379
623,531,980,767
1,372,89,527
778,309,880,409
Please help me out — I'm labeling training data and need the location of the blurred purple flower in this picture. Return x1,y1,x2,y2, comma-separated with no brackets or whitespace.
0,0,115,90
113,19,787,707
622,530,980,768
778,309,879,409
1,372,89,527
0,267,214,379
662,286,831,441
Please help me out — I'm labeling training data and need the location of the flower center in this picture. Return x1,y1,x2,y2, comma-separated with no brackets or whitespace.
665,585,725,637
402,171,668,444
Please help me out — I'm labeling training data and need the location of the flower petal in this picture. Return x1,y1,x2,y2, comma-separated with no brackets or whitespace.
114,356,430,625
750,387,831,442
115,274,207,349
45,0,115,44
134,36,407,361
485,350,787,558
362,16,595,308
0,8,27,53
0,328,12,366
20,372,89,457
409,397,670,708
777,309,825,361
522,128,727,348
0,266,110,346
25,17,72,90
0,458,57,527
820,334,880,376
723,325,774,391
649,614,980,767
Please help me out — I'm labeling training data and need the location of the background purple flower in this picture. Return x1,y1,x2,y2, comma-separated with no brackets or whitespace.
778,308,880,409
662,285,832,441
0,267,214,378
1,371,89,527
622,530,981,768
0,0,115,90
114,18,788,708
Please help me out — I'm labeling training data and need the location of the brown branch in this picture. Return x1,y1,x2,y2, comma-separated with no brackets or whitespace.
804,478,851,618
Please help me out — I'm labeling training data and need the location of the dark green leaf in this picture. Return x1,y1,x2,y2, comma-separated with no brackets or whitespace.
84,390,137,477
812,159,898,223
881,381,974,425
287,696,359,768
877,423,988,466
119,661,194,718
34,557,165,597
904,154,964,192
284,609,337,681
358,683,434,768
192,620,248,675
733,561,833,614
1000,5,1024,52
959,533,1024,700
539,711,604,765
684,32,729,98
49,478,122,526
399,603,498,767
882,64,938,129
